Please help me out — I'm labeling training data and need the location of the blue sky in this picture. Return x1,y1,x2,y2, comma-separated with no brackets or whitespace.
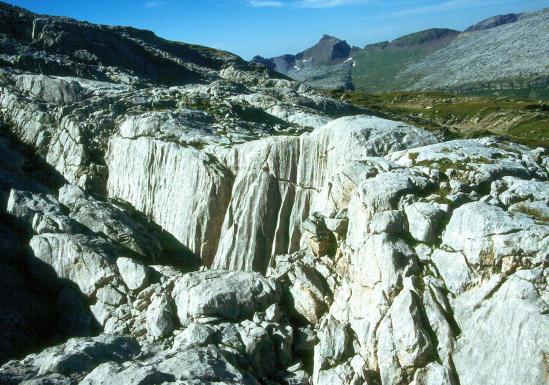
5,0,549,59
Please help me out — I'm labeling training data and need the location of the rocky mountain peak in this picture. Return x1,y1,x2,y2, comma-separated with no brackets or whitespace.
321,33,339,40
464,12,520,32
296,34,352,65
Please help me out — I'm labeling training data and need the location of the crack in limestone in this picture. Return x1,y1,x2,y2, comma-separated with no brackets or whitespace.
473,264,520,311
268,173,321,192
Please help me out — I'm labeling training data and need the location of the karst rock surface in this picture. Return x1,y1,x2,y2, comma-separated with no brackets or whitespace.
0,3,547,385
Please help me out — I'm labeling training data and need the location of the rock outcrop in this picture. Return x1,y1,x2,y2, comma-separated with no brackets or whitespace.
0,3,547,385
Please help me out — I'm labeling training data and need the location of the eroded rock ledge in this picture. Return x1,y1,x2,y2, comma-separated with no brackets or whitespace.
0,3,547,385
2,122,547,385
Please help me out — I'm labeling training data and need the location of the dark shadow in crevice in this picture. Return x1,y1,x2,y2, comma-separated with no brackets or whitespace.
0,212,98,365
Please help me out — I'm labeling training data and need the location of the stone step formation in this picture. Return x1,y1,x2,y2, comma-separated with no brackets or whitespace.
0,2,547,385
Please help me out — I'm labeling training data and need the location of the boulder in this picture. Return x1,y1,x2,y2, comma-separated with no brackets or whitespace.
237,320,278,377
146,294,175,340
116,257,149,291
442,202,549,267
172,323,215,351
315,361,358,385
80,362,173,385
410,362,453,385
6,335,139,381
405,202,445,243
388,139,545,188
59,184,163,260
452,268,549,385
172,270,279,324
153,346,259,385
302,213,336,257
7,189,78,234
376,289,433,385
29,233,118,296
314,316,349,371
431,249,472,293
14,74,86,105
287,264,330,325
348,233,416,295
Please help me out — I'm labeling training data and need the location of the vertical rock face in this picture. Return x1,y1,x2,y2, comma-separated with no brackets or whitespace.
106,135,233,266
209,116,437,272
106,114,437,271
0,4,548,385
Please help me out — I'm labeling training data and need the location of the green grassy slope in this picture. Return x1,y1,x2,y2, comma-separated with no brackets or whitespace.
351,29,458,92
332,90,549,148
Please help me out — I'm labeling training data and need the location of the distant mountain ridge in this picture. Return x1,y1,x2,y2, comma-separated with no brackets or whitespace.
464,12,520,32
252,34,358,89
252,9,549,96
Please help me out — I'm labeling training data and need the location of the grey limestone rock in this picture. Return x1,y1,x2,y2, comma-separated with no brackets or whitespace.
0,4,548,385
404,202,445,243
172,270,279,324
116,257,149,291
146,294,175,340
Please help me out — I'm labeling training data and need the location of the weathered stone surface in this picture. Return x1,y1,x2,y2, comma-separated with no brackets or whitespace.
315,361,358,385
451,268,549,385
0,4,548,385
314,316,349,371
389,138,546,188
80,361,173,385
7,189,79,234
153,346,259,385
442,201,549,267
264,303,282,323
0,336,259,385
377,289,433,380
95,286,125,306
410,362,453,385
7,190,63,223
431,249,472,293
116,257,149,291
106,137,233,267
14,74,86,105
404,202,445,243
59,184,163,260
288,265,330,325
29,233,117,296
237,320,279,377
269,252,331,325
370,210,406,235
212,116,437,272
146,294,175,340
302,213,336,257
172,323,215,351
0,335,139,383
172,270,279,324
348,233,416,295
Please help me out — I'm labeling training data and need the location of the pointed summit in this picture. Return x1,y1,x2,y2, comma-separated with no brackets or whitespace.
296,34,352,66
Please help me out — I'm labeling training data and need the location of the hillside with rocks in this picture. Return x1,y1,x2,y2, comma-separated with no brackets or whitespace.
332,91,549,147
0,2,548,385
253,9,549,96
